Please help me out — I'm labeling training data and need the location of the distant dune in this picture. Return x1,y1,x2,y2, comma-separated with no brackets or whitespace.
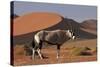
80,19,97,35
80,19,97,30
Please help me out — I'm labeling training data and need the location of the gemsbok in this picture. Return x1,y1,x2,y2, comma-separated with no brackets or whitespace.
24,29,75,60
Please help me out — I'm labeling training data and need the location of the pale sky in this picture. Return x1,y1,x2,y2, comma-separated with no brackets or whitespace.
13,1,97,22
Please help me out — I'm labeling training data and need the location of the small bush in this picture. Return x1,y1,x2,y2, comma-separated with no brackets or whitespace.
71,47,92,56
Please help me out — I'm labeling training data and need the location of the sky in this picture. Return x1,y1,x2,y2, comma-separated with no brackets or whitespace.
13,1,97,22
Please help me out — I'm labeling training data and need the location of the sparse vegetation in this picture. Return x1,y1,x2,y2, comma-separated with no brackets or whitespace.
14,39,97,66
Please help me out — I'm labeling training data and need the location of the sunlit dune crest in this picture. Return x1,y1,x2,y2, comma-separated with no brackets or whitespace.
13,12,62,36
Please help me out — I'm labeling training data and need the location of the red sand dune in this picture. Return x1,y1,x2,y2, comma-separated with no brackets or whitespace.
80,19,97,30
80,19,97,35
13,12,62,36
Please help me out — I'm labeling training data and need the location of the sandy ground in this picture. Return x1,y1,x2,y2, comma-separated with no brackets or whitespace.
13,39,97,66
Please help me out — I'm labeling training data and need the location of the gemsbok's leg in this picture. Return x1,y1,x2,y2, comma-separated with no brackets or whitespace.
32,48,35,60
37,49,43,59
57,45,60,59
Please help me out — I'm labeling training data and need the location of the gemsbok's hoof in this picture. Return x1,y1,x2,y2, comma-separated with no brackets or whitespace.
32,57,35,60
40,55,44,59
40,57,43,59
57,56,59,59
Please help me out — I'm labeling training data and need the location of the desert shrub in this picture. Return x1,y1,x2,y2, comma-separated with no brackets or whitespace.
71,47,92,56
14,45,25,55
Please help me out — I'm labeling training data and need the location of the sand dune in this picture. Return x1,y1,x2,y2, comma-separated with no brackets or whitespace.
13,12,62,36
80,19,97,30
80,19,97,35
